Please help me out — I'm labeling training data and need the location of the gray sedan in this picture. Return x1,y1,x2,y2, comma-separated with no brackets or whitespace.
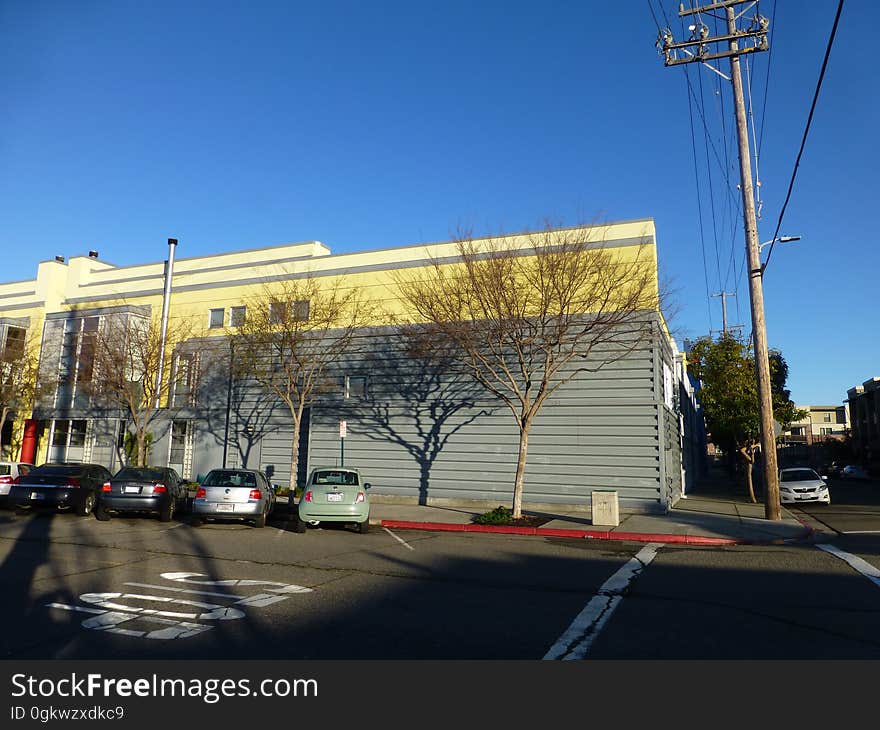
191,468,276,528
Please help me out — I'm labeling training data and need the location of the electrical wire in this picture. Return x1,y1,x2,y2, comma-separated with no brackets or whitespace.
763,0,844,274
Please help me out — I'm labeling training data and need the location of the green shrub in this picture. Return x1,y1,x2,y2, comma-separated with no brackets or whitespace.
473,505,514,525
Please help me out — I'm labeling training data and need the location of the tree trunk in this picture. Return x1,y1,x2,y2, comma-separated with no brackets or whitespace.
0,406,8,454
739,445,757,503
512,424,530,519
289,415,301,491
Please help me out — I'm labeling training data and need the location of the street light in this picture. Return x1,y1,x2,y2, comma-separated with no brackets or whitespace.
759,235,801,252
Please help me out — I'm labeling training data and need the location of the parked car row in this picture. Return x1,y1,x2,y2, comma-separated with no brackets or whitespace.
1,461,373,534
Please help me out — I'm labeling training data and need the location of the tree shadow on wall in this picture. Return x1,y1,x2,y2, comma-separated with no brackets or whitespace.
195,339,282,470
340,328,494,505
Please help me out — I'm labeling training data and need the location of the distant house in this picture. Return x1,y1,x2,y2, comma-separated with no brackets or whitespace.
847,378,880,464
784,404,849,445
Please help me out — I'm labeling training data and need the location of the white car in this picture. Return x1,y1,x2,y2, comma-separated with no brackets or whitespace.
778,467,830,505
0,461,35,501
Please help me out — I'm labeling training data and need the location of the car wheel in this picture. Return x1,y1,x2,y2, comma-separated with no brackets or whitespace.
253,509,267,528
94,502,111,521
293,513,307,533
77,492,96,517
159,498,175,522
357,518,371,534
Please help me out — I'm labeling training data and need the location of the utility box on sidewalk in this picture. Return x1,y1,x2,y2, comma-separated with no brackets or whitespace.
591,490,620,527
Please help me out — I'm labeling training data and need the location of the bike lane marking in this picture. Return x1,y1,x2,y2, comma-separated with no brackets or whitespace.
543,543,661,660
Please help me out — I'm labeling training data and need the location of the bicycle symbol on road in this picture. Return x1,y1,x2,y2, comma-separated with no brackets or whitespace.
46,572,313,640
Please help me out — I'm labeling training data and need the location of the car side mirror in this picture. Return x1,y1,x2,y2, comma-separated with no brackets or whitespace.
363,482,371,490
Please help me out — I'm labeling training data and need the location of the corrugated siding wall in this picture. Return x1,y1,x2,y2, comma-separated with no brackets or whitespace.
297,323,667,513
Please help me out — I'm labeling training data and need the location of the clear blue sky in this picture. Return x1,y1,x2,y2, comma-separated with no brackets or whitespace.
1,1,875,406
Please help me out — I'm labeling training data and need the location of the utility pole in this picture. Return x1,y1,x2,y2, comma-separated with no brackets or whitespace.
711,291,736,335
658,1,781,520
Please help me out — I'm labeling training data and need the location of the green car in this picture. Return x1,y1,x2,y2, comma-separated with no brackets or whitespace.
294,467,371,534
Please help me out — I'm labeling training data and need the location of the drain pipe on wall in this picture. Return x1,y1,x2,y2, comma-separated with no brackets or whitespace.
154,237,178,409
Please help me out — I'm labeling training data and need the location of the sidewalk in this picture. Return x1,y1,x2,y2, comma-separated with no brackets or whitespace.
367,465,827,546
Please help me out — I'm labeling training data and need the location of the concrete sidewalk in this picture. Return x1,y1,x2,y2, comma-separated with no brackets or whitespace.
366,465,826,546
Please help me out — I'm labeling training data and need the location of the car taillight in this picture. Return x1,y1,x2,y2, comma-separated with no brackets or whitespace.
0,476,12,484
195,487,206,498
152,484,167,494
355,492,366,504
66,478,81,488
11,476,22,485
304,491,313,502
249,489,262,500
101,482,112,492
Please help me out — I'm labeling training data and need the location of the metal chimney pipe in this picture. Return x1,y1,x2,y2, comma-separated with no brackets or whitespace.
154,238,178,408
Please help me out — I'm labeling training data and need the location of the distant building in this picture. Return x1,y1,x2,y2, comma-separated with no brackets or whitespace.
784,404,849,445
847,378,880,463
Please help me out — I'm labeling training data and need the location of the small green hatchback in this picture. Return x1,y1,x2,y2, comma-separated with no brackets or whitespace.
294,467,371,534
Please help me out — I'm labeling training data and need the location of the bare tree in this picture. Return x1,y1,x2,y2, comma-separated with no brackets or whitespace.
395,224,661,518
0,329,42,458
233,275,372,491
86,310,195,466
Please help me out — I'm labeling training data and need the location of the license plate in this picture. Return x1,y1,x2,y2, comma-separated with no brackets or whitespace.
124,486,141,494
30,492,45,500
216,503,234,512
327,493,343,502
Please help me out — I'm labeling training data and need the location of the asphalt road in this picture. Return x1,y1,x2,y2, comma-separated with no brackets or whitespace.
2,497,880,660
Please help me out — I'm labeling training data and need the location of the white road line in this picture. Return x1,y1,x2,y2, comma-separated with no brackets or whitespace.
817,544,880,589
543,543,661,661
162,523,184,530
841,531,880,535
383,527,415,551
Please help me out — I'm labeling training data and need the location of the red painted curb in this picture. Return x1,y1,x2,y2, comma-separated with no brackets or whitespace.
379,519,815,546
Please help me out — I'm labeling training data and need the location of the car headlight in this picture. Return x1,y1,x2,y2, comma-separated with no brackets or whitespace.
780,487,792,493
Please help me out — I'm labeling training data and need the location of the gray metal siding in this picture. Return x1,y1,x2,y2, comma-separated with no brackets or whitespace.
304,328,665,511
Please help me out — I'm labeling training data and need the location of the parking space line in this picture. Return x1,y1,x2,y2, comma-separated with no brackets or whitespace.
124,582,245,600
817,544,880,588
383,527,415,551
544,543,661,660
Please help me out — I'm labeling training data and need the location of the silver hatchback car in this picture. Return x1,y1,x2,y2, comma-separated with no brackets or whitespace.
192,468,276,528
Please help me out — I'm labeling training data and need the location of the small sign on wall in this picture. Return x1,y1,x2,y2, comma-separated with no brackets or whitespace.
339,420,347,438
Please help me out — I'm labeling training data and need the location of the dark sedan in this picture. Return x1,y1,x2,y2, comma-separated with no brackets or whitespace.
96,466,187,522
8,462,113,516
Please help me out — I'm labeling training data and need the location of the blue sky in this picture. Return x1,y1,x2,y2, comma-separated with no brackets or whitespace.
1,1,875,406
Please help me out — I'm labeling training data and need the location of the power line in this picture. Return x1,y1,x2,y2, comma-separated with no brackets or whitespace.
763,0,844,274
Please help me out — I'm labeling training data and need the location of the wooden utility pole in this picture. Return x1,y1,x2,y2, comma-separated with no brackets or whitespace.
658,0,781,520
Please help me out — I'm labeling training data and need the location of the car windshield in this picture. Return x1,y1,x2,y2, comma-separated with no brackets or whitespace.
203,470,256,487
30,465,82,477
312,470,359,486
781,469,820,482
115,467,167,481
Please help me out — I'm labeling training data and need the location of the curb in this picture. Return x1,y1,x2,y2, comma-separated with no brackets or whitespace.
379,519,817,546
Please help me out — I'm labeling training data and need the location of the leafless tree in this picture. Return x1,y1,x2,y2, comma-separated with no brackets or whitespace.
0,330,42,458
233,275,373,489
86,311,195,466
395,224,661,518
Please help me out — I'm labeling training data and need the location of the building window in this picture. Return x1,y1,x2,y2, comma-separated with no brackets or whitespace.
169,420,188,467
69,420,87,447
171,352,197,407
2,326,26,359
229,306,246,328
52,420,70,447
823,413,832,422
292,300,310,321
209,308,225,329
820,427,833,435
269,300,310,324
345,375,367,400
